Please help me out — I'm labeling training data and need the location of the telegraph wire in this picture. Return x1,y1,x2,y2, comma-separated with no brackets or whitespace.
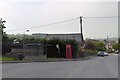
83,16,119,18
6,16,119,32
6,17,79,32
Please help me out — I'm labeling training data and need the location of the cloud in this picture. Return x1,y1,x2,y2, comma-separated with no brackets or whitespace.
1,1,118,38
0,1,17,21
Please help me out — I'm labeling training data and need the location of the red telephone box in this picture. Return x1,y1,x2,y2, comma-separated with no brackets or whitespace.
66,45,72,59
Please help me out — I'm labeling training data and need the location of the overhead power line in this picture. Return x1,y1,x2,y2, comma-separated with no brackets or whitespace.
6,17,79,32
6,16,119,32
83,16,119,18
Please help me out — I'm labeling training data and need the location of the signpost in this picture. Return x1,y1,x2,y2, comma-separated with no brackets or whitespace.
56,44,60,58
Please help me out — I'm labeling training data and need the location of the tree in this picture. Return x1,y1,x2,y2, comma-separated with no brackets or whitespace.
119,38,120,49
95,42,106,51
0,18,5,32
85,40,96,50
0,18,9,56
112,43,119,50
0,18,8,42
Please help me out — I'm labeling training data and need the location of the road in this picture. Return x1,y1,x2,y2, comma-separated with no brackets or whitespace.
2,54,118,78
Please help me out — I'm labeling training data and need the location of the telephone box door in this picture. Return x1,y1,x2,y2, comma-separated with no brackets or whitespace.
66,45,72,59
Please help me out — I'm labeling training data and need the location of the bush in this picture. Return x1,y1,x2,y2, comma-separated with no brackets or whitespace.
80,49,97,57
95,42,106,51
85,40,96,50
89,50,97,55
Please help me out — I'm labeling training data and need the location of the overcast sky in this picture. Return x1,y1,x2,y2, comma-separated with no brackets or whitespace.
0,0,119,39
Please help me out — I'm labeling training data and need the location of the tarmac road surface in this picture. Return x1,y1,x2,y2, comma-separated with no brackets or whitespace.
2,54,118,78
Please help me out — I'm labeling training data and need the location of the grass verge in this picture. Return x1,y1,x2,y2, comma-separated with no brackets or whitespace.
0,57,17,61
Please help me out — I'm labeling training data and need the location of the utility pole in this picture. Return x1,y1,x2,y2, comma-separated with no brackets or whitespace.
80,16,84,44
0,18,2,37
23,30,29,58
107,36,109,43
23,31,25,57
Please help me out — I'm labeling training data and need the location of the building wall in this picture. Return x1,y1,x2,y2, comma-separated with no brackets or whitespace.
8,46,45,60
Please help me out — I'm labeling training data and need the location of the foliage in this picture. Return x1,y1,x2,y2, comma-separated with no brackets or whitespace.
95,42,106,51
112,43,119,50
118,38,120,50
4,36,80,58
80,49,97,57
1,19,10,56
112,43,117,50
85,40,96,50
66,39,79,58
0,57,17,61
0,19,8,42
86,50,97,55
46,38,79,58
